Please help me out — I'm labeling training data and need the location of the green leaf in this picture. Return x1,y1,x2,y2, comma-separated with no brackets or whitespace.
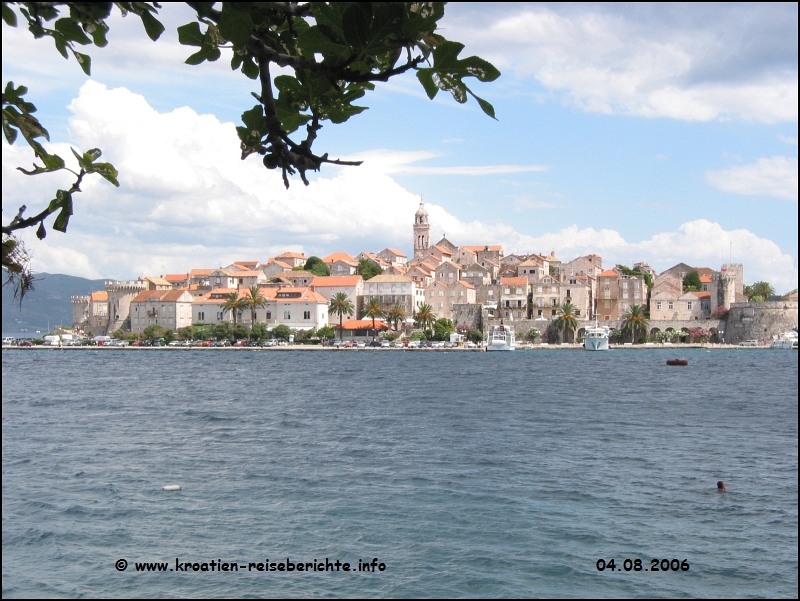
139,10,165,41
91,162,120,187
72,50,92,75
54,18,92,45
297,26,350,59
2,3,18,26
84,148,102,162
185,46,221,65
325,103,367,124
240,105,266,132
217,3,254,46
88,21,109,47
241,56,259,79
341,3,369,50
52,207,71,233
471,92,497,120
416,69,439,99
177,22,204,47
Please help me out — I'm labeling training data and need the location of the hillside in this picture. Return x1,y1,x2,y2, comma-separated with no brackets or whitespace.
2,273,108,334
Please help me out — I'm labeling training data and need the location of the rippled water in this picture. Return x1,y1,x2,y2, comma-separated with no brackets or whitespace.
2,349,797,598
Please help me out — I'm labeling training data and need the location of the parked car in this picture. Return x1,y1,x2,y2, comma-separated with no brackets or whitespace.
465,341,477,348
344,341,354,348
739,340,758,346
380,341,390,347
356,341,366,348
19,340,33,347
407,340,420,348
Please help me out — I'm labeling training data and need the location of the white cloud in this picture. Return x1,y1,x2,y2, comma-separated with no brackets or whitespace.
343,149,549,176
779,135,798,146
2,83,795,292
706,157,798,200
445,6,798,123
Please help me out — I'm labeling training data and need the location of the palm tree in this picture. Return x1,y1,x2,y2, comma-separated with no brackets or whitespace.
221,291,244,325
387,304,406,331
243,285,267,327
414,303,436,333
621,304,649,344
363,296,385,341
328,292,354,341
554,301,579,343
749,281,775,302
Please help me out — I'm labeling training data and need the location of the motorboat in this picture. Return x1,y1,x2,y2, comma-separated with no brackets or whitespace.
487,324,515,351
771,330,798,350
584,322,609,351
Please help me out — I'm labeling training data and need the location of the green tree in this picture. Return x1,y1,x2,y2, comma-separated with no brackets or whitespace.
2,2,498,298
433,317,454,341
251,322,268,340
525,327,540,342
467,327,483,344
747,281,775,302
111,328,126,340
213,321,232,340
621,304,649,344
356,258,383,280
553,302,579,343
683,270,702,292
303,256,330,277
221,291,244,325
243,285,267,326
617,265,653,291
363,296,385,340
414,303,436,331
386,304,406,331
177,326,194,340
143,324,165,339
163,329,175,343
231,323,249,340
328,292,354,340
272,324,292,341
317,325,335,341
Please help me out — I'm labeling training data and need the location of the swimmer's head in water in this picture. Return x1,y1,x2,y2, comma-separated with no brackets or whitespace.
717,481,727,491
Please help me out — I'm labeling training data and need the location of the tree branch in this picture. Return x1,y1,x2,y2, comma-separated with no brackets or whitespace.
1,171,85,235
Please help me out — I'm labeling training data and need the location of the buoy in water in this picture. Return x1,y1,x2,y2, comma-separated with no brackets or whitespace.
162,485,181,491
666,359,688,366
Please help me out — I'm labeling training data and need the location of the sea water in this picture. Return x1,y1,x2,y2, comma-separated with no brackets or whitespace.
2,349,797,597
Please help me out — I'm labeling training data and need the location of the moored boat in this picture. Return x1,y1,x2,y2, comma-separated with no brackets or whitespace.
584,322,609,351
771,330,798,350
487,324,515,351
666,359,688,366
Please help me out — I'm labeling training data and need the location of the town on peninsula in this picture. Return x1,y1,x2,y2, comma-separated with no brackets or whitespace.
53,201,797,348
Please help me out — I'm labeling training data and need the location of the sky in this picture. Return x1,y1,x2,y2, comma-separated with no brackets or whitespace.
2,2,798,292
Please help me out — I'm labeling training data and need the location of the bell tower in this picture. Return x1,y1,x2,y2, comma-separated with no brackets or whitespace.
413,200,430,259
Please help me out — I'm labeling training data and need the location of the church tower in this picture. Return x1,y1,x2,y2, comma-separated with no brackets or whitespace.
413,200,430,259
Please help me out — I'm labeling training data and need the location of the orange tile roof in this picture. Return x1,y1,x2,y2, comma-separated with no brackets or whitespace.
164,273,188,282
500,277,528,286
131,290,167,303
260,286,327,303
276,251,306,259
189,269,212,277
162,290,192,302
90,291,108,302
460,245,503,252
457,280,475,289
334,319,389,331
310,275,363,287
695,291,711,299
699,275,712,283
432,245,453,255
322,252,356,264
598,269,619,278
382,248,407,257
233,261,260,269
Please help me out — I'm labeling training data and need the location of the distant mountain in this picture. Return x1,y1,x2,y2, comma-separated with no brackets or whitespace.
2,273,108,334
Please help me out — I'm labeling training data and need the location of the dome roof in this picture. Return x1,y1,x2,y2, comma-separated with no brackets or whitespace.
415,200,428,216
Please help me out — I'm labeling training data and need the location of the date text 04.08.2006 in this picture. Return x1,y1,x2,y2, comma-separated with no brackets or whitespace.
596,559,689,572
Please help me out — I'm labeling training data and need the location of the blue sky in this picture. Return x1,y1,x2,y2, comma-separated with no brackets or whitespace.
2,2,798,291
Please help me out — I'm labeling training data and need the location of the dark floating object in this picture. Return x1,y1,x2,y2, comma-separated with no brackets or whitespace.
666,359,688,366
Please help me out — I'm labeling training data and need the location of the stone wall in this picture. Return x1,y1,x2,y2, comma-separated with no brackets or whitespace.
723,301,798,345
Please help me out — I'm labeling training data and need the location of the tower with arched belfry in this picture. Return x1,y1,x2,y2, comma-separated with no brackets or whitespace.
413,200,430,259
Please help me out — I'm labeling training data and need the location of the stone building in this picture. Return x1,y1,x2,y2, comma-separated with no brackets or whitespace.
71,291,109,336
130,289,194,334
413,201,430,259
360,274,417,319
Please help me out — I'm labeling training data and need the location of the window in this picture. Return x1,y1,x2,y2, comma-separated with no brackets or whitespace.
198,312,205,321
551,309,557,316
537,286,542,293
656,302,662,310
488,290,494,297
687,301,693,310
284,311,291,319
430,291,434,297
622,282,628,290
266,311,271,319
604,300,611,308
460,290,464,296
504,288,510,294
551,298,557,306
668,302,674,310
516,288,522,294
439,302,443,308
634,292,640,299
537,309,543,317
216,312,223,320
439,291,444,297
303,311,311,319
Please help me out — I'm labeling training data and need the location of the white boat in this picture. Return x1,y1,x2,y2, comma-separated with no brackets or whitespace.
583,322,609,351
487,324,515,351
771,330,798,350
